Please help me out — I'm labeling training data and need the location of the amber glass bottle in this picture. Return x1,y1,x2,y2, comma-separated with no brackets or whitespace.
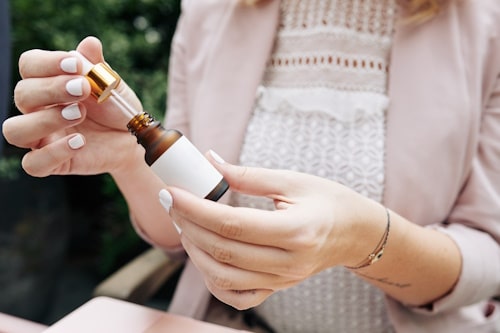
127,112,228,201
75,51,229,201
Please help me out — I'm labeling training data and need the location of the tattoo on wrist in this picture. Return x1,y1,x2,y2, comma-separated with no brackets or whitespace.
356,272,411,288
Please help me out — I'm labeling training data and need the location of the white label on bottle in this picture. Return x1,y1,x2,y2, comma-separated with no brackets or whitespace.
151,136,224,198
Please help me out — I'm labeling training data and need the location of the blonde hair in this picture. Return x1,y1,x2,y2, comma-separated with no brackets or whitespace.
403,0,442,23
243,0,445,24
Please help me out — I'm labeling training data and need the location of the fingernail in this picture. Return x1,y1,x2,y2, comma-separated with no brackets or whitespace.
60,57,78,73
68,134,85,149
66,78,83,96
159,189,173,213
159,190,181,234
209,149,225,164
61,104,81,121
172,221,182,235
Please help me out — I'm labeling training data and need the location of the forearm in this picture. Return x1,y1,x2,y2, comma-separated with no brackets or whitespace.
111,155,182,250
345,203,462,307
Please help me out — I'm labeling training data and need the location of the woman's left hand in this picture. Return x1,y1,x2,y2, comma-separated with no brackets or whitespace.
160,151,385,310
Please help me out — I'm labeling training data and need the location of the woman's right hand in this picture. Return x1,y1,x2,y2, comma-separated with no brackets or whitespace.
2,36,145,177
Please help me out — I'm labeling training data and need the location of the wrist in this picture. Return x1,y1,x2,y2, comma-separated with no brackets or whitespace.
109,137,146,179
345,207,390,269
334,197,389,268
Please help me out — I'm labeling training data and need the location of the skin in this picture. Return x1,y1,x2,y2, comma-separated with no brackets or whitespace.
166,154,462,310
3,36,462,312
3,36,181,249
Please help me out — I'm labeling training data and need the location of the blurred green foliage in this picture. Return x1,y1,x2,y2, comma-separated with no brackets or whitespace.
11,0,181,120
0,156,21,180
9,0,181,276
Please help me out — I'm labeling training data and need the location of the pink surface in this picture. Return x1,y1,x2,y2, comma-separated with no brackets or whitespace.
42,297,249,333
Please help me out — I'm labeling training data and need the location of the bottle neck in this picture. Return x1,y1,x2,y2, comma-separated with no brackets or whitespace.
127,112,155,136
127,112,182,165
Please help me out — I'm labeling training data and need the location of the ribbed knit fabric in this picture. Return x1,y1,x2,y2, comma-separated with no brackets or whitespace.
229,1,398,332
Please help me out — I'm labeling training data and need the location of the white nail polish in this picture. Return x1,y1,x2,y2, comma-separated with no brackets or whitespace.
172,221,182,235
61,104,81,120
66,78,83,96
159,189,173,213
209,149,225,164
60,57,78,73
68,134,85,149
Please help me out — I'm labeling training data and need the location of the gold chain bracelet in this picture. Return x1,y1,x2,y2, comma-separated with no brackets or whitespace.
345,207,391,270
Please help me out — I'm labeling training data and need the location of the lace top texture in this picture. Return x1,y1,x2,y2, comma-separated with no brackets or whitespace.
229,1,398,332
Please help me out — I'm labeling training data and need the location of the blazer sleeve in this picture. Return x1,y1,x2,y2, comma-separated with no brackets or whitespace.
384,5,500,332
429,67,500,312
385,67,500,333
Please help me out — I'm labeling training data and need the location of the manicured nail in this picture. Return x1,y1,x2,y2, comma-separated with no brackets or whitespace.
172,221,182,235
159,189,173,213
66,78,83,96
60,57,78,73
209,149,225,164
159,189,181,233
68,134,85,149
61,104,81,121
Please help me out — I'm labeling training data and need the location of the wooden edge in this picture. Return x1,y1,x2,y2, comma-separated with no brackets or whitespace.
93,247,184,304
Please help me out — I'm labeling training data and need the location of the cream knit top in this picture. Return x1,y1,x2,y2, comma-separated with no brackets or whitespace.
229,0,398,332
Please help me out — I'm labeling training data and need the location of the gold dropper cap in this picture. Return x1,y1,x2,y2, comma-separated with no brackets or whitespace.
86,63,121,103
69,51,121,103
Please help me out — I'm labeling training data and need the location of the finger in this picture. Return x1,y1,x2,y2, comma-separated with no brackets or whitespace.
14,75,91,112
3,103,86,149
21,133,86,177
179,215,298,276
169,186,300,248
75,36,105,65
206,281,273,311
181,234,289,292
18,49,82,79
206,150,300,201
17,37,105,80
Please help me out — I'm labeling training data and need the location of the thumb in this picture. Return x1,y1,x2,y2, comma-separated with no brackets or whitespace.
75,36,105,65
206,150,294,199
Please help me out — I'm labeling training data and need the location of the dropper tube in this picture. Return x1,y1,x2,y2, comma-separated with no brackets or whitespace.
109,89,138,118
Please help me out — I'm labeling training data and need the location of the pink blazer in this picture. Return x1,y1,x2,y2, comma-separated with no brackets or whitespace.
157,0,500,331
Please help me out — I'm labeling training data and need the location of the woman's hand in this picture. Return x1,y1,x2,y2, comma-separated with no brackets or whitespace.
160,151,387,310
4,36,185,250
2,36,144,178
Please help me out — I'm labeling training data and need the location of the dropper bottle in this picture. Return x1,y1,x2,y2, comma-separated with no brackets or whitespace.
71,51,229,201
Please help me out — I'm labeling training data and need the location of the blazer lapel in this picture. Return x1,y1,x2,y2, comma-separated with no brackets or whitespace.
385,6,471,222
190,0,281,165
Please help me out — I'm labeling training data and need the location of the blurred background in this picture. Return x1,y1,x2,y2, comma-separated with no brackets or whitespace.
0,0,181,325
